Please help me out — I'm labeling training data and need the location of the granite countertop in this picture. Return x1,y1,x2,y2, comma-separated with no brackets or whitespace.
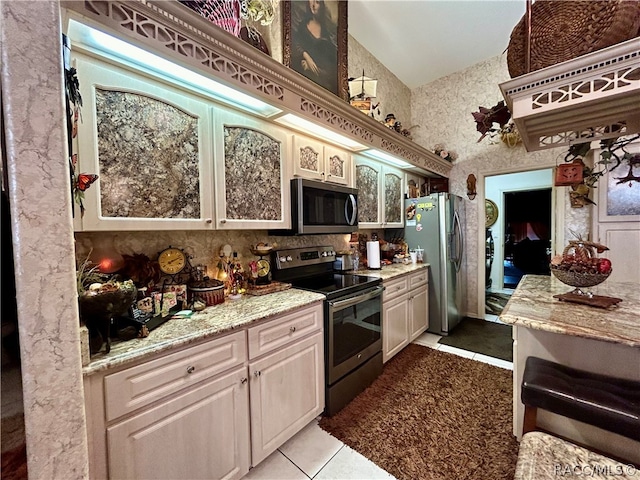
83,288,325,376
357,262,429,280
83,263,428,376
499,275,640,348
514,431,630,480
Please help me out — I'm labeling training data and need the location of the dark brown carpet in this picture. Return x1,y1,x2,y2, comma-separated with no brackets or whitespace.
319,344,518,480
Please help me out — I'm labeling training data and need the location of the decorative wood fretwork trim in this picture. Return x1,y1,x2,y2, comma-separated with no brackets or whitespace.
63,0,452,176
501,38,640,152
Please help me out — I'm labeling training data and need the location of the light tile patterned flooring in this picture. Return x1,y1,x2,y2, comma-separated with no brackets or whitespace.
245,332,513,480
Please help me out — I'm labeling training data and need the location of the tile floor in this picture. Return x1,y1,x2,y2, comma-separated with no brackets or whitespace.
245,332,513,480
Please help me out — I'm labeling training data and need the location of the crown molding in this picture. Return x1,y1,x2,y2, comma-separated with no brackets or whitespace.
61,0,452,177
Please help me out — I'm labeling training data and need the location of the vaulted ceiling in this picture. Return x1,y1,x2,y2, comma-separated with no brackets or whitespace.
348,0,527,88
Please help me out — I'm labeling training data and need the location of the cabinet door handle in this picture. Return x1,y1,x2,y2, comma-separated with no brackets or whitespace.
396,286,402,291
205,218,212,224
290,326,296,333
254,370,261,377
241,377,248,385
220,219,226,224
186,365,196,374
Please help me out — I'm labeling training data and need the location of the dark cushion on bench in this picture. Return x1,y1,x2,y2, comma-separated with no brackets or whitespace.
522,356,640,441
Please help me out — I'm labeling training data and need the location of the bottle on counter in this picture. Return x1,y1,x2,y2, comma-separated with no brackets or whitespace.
352,246,360,271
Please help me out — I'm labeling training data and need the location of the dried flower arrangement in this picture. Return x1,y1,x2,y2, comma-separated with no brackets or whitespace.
471,101,521,147
433,144,458,162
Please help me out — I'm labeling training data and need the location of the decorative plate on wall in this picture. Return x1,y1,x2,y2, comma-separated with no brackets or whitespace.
485,199,499,227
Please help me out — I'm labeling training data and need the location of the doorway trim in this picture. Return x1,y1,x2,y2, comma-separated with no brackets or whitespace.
476,166,565,317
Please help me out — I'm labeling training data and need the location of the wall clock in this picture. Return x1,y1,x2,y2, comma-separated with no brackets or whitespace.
158,247,186,275
485,199,499,227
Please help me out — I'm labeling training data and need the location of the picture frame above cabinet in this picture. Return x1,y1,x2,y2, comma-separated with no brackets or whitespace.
73,52,214,231
292,134,352,186
213,107,291,230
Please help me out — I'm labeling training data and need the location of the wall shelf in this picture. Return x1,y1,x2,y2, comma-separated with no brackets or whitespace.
500,38,640,152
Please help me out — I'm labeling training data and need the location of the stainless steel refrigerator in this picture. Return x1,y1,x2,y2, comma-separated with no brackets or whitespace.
404,193,464,336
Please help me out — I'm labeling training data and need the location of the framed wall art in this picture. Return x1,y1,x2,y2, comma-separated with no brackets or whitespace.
283,0,348,100
597,140,640,223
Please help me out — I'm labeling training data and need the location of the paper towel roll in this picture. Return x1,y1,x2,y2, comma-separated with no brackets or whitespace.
367,241,381,269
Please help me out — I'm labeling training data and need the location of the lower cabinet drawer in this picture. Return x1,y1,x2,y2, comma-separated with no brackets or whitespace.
383,276,408,301
248,303,323,360
104,330,246,422
409,270,428,289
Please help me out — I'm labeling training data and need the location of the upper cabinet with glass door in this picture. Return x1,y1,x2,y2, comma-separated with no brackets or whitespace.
355,156,404,229
73,51,214,231
292,134,352,186
213,106,291,230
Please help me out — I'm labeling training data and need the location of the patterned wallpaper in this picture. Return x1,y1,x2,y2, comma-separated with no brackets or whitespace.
410,54,590,317
348,35,411,129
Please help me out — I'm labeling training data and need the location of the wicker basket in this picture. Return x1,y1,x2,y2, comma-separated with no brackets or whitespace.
188,279,225,306
550,267,610,288
507,0,640,77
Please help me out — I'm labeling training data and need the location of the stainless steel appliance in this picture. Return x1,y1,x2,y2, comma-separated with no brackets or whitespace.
272,246,383,416
404,193,464,335
332,252,353,272
288,179,358,235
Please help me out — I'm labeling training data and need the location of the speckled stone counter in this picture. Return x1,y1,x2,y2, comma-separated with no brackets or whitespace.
514,432,635,480
83,289,325,376
357,262,429,281
500,275,640,348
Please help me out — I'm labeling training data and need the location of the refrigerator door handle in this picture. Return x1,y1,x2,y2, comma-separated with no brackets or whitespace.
448,210,463,271
453,210,463,272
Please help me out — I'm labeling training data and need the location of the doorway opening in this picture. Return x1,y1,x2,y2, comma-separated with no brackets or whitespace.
484,169,553,320
504,188,552,288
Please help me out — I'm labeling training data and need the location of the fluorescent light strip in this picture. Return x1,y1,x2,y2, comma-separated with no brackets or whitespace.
361,148,411,168
275,113,366,150
68,20,280,117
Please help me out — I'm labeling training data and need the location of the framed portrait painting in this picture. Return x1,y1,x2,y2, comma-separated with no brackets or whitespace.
283,0,348,100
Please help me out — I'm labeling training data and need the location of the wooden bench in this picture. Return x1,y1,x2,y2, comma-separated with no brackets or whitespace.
514,432,635,480
521,356,640,441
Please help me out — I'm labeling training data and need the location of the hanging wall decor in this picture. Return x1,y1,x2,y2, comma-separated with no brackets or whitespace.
283,0,348,100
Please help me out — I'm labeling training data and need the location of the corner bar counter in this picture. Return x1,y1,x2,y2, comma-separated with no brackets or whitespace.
499,275,640,463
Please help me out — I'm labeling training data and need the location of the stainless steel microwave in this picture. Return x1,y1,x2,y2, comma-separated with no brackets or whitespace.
289,178,358,235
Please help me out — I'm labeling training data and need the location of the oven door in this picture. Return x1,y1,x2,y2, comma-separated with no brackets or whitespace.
326,285,383,385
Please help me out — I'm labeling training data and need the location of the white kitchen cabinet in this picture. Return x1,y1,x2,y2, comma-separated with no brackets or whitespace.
293,135,352,186
382,294,410,362
409,286,429,341
84,304,324,479
249,331,324,465
382,270,429,362
73,51,214,231
213,107,291,230
355,156,405,229
107,366,250,480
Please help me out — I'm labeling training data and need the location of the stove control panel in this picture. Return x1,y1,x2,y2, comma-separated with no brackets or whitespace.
273,246,336,270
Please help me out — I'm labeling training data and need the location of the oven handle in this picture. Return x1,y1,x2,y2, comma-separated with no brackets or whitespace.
328,285,384,311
